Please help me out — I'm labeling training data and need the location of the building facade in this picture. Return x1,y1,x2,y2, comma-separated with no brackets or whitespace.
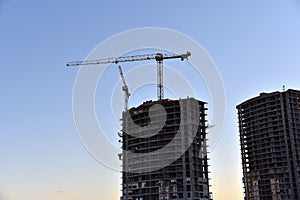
120,98,212,200
237,89,300,200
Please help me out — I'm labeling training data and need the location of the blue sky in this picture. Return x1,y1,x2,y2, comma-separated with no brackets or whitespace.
1,1,300,200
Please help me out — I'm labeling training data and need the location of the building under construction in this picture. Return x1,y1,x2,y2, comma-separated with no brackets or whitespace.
120,97,212,200
237,89,300,200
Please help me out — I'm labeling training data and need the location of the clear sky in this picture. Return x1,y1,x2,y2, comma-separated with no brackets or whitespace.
1,1,300,200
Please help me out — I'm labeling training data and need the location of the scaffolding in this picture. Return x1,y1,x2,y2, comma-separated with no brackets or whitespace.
120,98,212,200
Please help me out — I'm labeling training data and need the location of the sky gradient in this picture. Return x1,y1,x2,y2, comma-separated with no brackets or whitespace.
1,1,300,200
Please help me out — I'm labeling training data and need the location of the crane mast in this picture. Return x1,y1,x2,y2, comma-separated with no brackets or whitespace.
118,65,130,111
67,51,191,100
157,60,163,100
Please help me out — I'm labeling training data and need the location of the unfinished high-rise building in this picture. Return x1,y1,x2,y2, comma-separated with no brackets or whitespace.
120,97,212,200
237,89,300,200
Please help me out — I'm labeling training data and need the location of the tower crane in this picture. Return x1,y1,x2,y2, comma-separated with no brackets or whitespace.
118,65,130,111
66,51,191,100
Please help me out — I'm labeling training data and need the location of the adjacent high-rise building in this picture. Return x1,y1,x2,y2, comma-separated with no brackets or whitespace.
237,89,300,200
120,98,212,200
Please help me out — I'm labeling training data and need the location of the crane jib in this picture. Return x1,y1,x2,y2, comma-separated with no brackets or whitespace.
66,52,191,67
66,51,191,100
